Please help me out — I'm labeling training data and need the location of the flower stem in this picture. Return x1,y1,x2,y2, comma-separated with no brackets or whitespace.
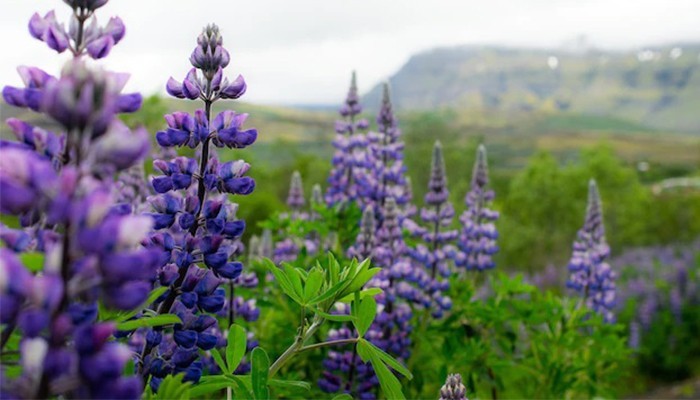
268,316,324,378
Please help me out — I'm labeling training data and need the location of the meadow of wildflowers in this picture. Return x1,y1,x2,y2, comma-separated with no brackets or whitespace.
0,1,698,399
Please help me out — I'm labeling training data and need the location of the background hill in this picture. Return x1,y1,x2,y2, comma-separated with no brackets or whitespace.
363,44,700,133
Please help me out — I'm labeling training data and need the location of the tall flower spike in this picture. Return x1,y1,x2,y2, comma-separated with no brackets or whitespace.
325,71,370,206
347,207,376,261
140,24,256,390
405,141,456,318
0,4,152,396
286,171,305,212
358,82,409,222
567,179,616,322
454,145,499,272
439,374,468,400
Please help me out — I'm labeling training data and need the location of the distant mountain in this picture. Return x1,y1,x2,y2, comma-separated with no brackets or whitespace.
363,44,700,133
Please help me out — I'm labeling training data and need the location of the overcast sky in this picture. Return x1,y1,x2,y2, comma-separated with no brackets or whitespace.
1,0,699,105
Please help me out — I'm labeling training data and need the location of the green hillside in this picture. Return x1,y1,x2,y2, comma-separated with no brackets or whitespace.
363,44,700,133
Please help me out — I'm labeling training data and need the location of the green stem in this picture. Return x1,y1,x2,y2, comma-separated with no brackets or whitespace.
268,317,324,378
299,338,358,353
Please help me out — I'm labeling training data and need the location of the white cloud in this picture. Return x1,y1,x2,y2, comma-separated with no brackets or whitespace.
1,0,699,104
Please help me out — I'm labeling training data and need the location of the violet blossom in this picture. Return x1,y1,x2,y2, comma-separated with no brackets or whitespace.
566,179,616,323
454,145,499,271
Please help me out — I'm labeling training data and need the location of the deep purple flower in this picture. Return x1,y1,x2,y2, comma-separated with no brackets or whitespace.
140,24,256,389
454,145,499,271
211,110,258,149
567,179,616,323
325,71,371,206
356,83,410,218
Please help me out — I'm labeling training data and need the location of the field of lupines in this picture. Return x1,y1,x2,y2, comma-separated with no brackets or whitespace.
1,1,699,399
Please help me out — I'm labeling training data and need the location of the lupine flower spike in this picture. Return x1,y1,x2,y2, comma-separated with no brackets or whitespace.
405,141,456,317
325,71,370,206
454,145,499,271
439,373,468,400
567,179,616,322
1,1,151,397
138,23,257,390
359,82,409,221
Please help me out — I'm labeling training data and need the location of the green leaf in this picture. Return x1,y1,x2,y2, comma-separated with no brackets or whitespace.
189,382,230,397
19,253,44,273
227,324,247,374
357,339,412,379
308,279,349,305
251,347,270,400
342,266,381,297
356,338,373,363
153,374,191,400
303,269,324,302
116,314,181,331
264,259,303,304
337,287,384,303
210,348,228,374
356,296,377,337
331,394,354,400
316,310,356,323
283,263,304,300
372,353,406,400
201,375,254,400
268,379,311,391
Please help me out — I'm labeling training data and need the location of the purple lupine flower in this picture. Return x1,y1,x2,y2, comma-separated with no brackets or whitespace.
138,24,256,388
325,71,371,206
273,238,299,265
28,3,126,59
286,171,306,214
115,163,151,212
357,83,409,221
317,327,378,400
439,373,468,400
319,198,418,398
347,207,376,261
567,180,616,323
273,171,309,263
405,142,457,318
454,145,499,271
0,79,153,400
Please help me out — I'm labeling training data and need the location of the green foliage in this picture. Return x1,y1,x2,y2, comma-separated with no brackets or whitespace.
407,273,631,399
251,348,271,399
115,314,181,331
143,374,192,400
